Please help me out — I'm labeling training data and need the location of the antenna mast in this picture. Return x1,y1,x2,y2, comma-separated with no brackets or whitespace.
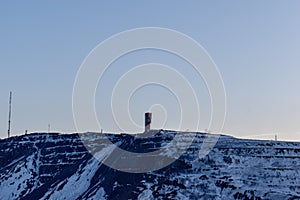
7,91,12,138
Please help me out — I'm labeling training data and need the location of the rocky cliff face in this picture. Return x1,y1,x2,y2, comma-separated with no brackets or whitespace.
0,131,299,200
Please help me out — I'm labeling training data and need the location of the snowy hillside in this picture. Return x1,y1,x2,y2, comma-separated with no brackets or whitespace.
0,131,299,200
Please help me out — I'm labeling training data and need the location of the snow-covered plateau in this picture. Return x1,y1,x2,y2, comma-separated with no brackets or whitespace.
0,130,299,200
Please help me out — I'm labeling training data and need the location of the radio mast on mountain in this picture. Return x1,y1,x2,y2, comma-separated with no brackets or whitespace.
7,91,12,138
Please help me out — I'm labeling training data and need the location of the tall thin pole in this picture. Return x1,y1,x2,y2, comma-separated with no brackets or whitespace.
8,91,12,138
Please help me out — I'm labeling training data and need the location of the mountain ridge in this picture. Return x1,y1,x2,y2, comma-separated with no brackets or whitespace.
0,131,299,199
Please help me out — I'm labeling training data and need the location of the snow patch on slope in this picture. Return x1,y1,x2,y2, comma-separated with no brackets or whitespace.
41,144,116,200
138,189,154,200
0,154,38,200
87,187,106,200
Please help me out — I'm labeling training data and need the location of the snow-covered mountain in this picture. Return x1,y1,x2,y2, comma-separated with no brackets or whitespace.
0,130,299,200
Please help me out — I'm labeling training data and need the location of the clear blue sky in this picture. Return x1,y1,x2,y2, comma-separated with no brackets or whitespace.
0,1,299,141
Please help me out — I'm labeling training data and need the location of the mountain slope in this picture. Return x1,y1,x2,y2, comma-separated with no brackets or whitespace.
0,131,299,200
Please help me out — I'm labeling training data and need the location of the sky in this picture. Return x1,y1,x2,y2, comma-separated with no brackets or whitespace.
0,1,299,141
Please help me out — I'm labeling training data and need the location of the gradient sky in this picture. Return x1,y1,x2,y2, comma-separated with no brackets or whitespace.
0,1,299,141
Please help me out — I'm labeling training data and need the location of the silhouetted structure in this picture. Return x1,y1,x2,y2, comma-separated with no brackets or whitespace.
7,91,12,138
145,112,152,132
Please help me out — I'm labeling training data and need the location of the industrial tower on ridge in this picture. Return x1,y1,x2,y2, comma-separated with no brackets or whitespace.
145,112,152,133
